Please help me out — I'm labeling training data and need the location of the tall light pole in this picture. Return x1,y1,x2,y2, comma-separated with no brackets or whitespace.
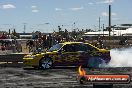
103,24,104,38
73,22,76,31
99,17,101,31
23,23,26,33
108,1,111,38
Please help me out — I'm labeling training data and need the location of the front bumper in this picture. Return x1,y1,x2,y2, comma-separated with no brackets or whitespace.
23,58,39,67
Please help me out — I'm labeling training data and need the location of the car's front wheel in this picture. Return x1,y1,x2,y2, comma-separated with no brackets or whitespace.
39,58,53,69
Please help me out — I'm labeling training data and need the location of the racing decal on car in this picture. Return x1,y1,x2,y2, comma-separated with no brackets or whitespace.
49,54,62,63
63,55,80,62
90,52,102,56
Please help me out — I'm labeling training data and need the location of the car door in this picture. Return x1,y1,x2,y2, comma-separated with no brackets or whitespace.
73,43,99,67
59,44,80,66
71,43,90,66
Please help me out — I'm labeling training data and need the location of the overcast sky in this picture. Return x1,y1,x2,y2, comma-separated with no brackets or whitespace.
0,0,132,33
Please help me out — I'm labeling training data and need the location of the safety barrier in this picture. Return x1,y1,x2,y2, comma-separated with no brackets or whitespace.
0,53,27,67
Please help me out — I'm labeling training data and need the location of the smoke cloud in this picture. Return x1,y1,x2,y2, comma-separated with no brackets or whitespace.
108,47,132,67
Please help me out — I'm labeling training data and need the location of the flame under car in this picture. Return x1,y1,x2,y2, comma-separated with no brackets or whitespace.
23,42,111,69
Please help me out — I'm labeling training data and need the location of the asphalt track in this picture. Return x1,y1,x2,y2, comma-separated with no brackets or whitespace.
0,67,132,88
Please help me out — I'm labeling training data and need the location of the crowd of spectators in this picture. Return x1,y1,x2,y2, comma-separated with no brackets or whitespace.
0,40,22,52
26,33,80,53
2,30,129,53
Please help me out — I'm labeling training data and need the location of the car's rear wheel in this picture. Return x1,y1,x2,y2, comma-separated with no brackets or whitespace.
39,58,53,69
88,57,105,68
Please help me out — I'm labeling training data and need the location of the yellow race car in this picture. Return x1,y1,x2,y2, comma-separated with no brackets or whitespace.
23,42,111,69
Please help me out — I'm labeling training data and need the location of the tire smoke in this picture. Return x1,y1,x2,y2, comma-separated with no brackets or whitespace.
109,47,132,67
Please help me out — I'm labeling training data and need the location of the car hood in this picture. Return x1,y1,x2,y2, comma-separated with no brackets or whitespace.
24,53,43,58
41,51,58,55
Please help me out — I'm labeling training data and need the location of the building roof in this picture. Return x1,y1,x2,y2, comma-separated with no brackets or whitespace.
84,28,132,36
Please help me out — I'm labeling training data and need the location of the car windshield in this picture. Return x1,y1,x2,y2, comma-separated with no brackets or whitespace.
48,44,63,52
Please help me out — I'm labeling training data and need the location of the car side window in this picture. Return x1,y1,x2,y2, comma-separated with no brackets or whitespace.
61,43,98,52
62,44,76,52
73,44,87,52
84,44,98,51
73,43,97,52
